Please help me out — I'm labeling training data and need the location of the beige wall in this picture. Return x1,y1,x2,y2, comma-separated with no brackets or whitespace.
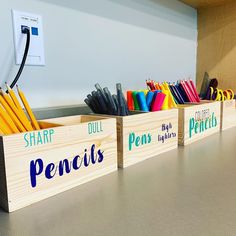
197,1,236,91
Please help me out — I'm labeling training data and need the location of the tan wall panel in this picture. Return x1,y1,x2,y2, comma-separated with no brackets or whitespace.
180,0,233,8
197,1,236,91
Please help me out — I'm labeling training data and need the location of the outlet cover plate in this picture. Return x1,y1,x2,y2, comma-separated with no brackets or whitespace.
12,10,45,66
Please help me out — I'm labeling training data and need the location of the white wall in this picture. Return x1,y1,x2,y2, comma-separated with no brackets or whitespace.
0,0,197,108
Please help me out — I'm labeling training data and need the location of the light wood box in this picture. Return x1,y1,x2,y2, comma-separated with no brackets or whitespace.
0,115,117,212
220,100,236,131
178,101,221,146
96,109,178,168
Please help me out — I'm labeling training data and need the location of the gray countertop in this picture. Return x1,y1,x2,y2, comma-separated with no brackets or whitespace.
1,128,236,236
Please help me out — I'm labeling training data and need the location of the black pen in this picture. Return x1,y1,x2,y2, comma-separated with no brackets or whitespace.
95,83,108,105
116,83,128,116
112,94,120,116
91,91,105,114
87,93,100,113
104,87,117,115
84,98,96,113
97,90,107,114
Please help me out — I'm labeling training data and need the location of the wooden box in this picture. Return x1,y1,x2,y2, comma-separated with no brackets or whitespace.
97,109,178,168
0,115,117,212
178,101,221,145
220,100,236,131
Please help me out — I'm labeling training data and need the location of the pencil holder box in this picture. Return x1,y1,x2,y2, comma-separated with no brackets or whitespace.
220,99,236,131
0,115,117,212
178,101,221,145
94,109,178,168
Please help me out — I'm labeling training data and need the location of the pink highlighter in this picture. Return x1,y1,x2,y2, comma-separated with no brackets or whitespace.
151,92,166,111
189,80,200,102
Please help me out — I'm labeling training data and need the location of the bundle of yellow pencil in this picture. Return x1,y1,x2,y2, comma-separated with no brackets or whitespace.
0,84,40,136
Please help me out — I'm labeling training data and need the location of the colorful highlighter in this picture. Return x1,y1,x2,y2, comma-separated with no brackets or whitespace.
161,91,169,110
146,91,155,110
151,92,166,111
132,91,140,110
127,91,134,111
136,92,149,112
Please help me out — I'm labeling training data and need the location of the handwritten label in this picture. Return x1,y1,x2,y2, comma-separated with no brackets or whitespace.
128,122,177,151
128,132,152,151
30,144,104,188
189,109,218,138
88,121,103,135
24,129,55,148
158,123,176,143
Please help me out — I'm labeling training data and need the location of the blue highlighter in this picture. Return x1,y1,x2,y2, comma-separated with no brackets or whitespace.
146,91,154,110
136,92,149,112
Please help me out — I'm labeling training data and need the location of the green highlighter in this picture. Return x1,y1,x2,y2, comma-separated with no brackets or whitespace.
132,91,140,110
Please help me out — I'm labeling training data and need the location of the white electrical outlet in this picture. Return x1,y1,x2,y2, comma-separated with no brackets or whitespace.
12,10,45,66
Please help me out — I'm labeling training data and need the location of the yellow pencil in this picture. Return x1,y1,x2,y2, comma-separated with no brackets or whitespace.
0,94,27,132
6,83,22,110
0,127,4,135
17,86,40,130
0,115,14,135
2,88,34,131
0,105,20,133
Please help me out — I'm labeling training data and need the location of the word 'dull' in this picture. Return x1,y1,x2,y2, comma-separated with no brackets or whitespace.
88,121,103,135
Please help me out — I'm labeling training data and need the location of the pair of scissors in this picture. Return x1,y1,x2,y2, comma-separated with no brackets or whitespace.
207,87,234,101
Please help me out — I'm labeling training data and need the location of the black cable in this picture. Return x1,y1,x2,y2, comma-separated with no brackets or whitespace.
10,26,31,90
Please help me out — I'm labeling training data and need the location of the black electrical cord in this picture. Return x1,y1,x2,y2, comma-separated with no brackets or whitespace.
9,26,31,90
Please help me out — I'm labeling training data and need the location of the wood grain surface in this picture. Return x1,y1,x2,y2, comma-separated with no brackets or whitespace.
178,101,221,145
0,115,117,212
117,110,178,168
221,100,236,130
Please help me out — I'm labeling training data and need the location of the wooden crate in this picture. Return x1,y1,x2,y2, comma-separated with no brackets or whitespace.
178,101,221,145
0,115,117,212
221,100,236,131
96,109,178,168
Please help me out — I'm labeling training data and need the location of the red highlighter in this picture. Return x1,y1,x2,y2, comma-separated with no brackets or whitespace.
185,80,197,102
127,91,134,111
151,92,166,111
180,81,194,102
